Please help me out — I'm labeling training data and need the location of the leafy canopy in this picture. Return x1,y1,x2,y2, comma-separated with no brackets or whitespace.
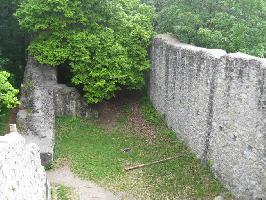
151,0,266,57
16,0,154,103
0,69,19,113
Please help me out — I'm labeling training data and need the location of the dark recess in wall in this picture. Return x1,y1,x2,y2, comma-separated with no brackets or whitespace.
57,62,84,95
57,61,72,86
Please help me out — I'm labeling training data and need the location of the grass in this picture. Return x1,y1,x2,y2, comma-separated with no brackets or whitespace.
54,96,232,199
0,111,10,136
51,185,76,200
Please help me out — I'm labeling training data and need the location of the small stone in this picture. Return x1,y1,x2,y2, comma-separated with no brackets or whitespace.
214,196,224,200
122,147,131,153
9,124,17,133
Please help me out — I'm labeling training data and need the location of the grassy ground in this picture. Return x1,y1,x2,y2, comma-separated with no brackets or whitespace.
54,95,232,199
0,111,11,136
51,185,76,200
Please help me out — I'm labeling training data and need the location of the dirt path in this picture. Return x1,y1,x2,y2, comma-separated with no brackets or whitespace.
47,166,119,200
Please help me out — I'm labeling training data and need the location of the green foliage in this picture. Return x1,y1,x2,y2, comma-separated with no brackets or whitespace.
0,111,11,136
153,0,266,57
16,0,154,103
0,0,27,88
0,57,8,68
56,186,71,200
141,0,172,11
51,185,75,200
140,96,163,127
0,71,19,113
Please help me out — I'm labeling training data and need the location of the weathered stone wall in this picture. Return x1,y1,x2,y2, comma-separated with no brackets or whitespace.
149,34,266,199
0,131,50,200
17,57,56,165
53,84,94,117
210,53,266,199
17,56,97,165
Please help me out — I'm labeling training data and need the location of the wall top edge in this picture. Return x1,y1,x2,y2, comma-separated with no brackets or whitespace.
154,34,226,58
155,34,266,64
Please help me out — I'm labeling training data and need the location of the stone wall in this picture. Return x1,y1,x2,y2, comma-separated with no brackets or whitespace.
0,130,50,200
149,34,266,199
17,56,97,165
53,84,94,117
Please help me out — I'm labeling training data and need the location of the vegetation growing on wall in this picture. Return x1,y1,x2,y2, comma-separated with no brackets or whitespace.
16,0,154,103
144,0,266,57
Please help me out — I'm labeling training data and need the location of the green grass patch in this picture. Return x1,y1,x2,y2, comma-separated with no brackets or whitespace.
0,111,10,136
51,185,76,200
54,96,232,199
140,96,164,127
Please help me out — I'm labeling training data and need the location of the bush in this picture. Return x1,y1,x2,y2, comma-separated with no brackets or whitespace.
154,0,266,57
16,0,154,103
0,70,19,113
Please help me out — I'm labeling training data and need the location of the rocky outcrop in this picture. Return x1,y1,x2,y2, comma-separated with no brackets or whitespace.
0,130,50,200
149,34,266,199
17,56,97,165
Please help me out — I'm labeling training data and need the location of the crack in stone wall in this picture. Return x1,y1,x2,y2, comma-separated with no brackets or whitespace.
17,56,97,166
149,34,266,199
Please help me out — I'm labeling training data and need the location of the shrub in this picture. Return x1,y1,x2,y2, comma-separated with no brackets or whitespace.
0,70,19,113
16,0,154,103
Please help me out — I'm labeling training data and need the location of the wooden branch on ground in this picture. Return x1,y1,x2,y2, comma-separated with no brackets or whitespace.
125,155,185,171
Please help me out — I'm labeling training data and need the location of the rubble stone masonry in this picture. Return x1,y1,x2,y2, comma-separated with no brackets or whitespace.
149,34,266,199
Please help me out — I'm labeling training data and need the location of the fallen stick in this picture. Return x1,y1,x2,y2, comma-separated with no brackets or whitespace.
125,155,182,171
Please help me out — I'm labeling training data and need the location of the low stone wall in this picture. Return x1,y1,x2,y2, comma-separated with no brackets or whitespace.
17,56,97,165
149,34,266,199
54,84,93,117
0,130,50,200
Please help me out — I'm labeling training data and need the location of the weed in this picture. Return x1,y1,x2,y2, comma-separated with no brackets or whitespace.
51,185,76,200
0,111,11,136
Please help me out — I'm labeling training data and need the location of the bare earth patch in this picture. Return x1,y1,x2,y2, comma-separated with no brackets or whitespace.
129,101,156,144
94,91,156,143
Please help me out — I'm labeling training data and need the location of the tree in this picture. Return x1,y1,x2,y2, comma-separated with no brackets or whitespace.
0,0,27,88
16,0,154,103
155,0,266,57
0,68,19,113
